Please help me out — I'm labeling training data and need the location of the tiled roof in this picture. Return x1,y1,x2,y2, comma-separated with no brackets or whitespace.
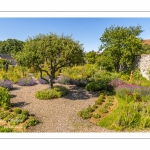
142,39,150,45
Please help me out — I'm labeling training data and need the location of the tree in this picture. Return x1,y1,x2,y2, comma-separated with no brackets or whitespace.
15,33,85,88
0,39,24,56
99,25,143,72
85,50,97,64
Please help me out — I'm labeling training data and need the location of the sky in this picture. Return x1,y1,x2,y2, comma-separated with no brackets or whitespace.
0,18,150,52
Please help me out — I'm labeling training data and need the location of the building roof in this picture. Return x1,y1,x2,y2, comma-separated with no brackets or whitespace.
142,39,150,45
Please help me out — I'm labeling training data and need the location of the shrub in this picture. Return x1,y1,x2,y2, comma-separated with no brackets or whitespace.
10,114,28,125
35,86,68,100
0,126,13,132
117,105,142,128
0,111,10,119
95,94,105,105
78,110,92,119
92,104,98,109
98,107,108,114
86,106,94,112
109,79,126,88
4,113,16,122
62,64,98,81
85,81,102,92
22,110,29,116
0,87,11,108
17,78,37,86
24,117,39,128
92,112,101,119
14,108,22,114
105,102,113,107
0,80,13,90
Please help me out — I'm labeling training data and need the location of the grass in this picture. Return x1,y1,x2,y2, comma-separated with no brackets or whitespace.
97,97,125,130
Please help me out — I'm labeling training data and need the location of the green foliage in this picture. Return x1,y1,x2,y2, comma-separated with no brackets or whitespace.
62,64,98,81
95,94,105,105
0,67,23,83
21,110,29,116
0,126,13,132
117,105,142,128
4,113,16,122
98,107,108,114
10,114,28,126
0,111,10,119
77,110,92,119
0,39,24,55
92,112,101,119
0,87,11,108
99,25,143,72
85,51,97,64
85,80,108,92
15,33,85,88
14,108,22,114
24,117,39,128
35,86,68,100
92,104,98,109
0,59,9,70
86,106,94,112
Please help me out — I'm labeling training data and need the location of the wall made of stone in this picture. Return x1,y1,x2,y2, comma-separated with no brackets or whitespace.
138,54,150,80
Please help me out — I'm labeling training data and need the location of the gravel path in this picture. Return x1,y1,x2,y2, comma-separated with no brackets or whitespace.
10,83,114,132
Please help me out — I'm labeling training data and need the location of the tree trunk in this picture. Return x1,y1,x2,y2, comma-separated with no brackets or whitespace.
49,75,53,89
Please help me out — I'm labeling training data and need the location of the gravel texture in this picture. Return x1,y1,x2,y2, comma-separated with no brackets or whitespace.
10,83,115,132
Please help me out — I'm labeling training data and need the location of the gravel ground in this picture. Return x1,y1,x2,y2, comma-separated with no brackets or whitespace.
10,83,115,132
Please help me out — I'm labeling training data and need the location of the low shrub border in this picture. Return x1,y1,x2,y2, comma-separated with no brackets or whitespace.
35,85,68,100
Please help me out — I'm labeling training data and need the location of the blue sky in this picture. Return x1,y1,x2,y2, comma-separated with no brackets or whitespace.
0,18,150,52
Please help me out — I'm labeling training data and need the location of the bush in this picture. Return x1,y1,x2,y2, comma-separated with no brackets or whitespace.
0,126,13,132
14,108,22,114
0,111,10,119
24,117,39,128
22,110,29,116
10,114,28,125
35,86,68,100
77,110,92,119
92,104,98,109
117,105,142,128
17,78,37,86
0,80,13,90
4,113,16,122
0,87,11,108
98,107,108,114
92,112,101,119
86,106,94,112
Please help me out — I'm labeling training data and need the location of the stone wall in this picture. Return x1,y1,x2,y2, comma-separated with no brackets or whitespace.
138,54,150,80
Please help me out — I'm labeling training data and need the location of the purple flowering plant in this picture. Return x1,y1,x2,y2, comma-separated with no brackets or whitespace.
17,78,37,86
38,76,49,84
0,80,13,90
110,79,150,102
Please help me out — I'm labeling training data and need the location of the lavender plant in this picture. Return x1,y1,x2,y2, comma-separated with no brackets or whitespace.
38,76,49,84
17,78,37,86
0,80,13,90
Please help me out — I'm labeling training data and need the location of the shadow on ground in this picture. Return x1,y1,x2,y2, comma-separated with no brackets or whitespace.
11,87,21,91
64,85,98,100
11,101,31,108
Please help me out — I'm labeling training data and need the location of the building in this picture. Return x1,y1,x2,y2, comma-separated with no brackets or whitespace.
0,54,16,66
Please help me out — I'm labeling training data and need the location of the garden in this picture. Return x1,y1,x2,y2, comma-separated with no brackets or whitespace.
1,25,150,132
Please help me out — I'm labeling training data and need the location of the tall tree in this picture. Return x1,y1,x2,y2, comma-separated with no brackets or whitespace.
15,33,85,88
85,50,97,64
99,25,143,72
0,39,24,56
